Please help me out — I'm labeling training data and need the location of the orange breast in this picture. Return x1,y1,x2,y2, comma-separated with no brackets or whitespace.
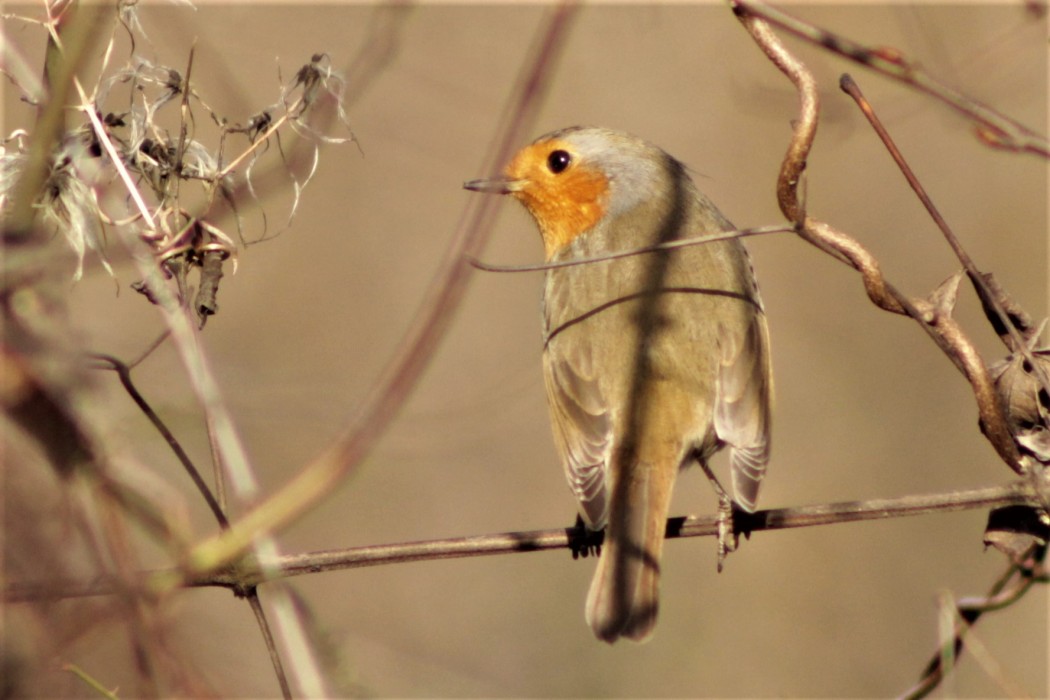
505,141,609,260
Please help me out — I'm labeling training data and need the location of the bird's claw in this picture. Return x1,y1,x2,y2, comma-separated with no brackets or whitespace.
715,494,739,573
569,514,603,559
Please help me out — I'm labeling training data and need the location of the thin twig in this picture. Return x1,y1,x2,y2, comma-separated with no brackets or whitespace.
172,44,195,210
245,589,292,700
5,2,104,235
902,544,1046,699
7,481,1036,600
733,0,1050,158
216,97,303,181
127,330,171,369
89,353,229,528
839,74,1050,402
63,664,119,700
468,224,791,273
79,80,156,229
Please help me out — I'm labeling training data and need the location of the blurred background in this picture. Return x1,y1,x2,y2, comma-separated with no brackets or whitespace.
4,2,1047,697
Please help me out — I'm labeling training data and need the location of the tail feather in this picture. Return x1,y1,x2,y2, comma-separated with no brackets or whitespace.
584,458,676,643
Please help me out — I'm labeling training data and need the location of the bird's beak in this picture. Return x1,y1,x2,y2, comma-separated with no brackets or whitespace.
463,177,526,195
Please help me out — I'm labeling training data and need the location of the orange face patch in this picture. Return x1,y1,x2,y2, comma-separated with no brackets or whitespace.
504,139,609,260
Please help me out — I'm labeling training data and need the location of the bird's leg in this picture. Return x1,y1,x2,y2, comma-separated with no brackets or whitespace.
697,459,739,572
568,513,604,559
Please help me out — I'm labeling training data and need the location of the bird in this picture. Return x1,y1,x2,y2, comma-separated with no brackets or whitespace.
464,126,772,643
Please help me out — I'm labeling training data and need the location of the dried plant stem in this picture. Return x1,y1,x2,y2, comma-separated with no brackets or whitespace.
732,2,1023,474
903,546,1046,699
90,354,229,528
733,0,1050,158
66,13,328,693
730,5,1047,696
84,85,261,508
63,664,120,700
6,3,103,234
245,590,292,700
217,98,304,180
78,79,155,227
839,74,1050,399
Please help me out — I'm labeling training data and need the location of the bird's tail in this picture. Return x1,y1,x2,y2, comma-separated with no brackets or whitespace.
584,455,677,643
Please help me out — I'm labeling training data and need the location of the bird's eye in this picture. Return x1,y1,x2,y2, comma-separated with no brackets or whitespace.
547,149,571,174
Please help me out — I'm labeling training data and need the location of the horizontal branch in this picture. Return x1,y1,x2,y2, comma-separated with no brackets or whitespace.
4,481,1036,601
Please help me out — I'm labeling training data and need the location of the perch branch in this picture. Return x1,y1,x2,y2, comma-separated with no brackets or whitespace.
6,481,1037,600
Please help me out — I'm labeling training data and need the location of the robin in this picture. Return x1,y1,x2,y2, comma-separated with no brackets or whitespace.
464,126,772,643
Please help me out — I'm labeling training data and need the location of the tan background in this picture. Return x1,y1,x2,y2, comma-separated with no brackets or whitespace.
5,3,1048,697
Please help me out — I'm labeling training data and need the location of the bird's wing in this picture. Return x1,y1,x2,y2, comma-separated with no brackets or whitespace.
543,348,611,530
713,308,773,512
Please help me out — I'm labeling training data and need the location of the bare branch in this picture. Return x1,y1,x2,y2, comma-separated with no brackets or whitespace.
733,0,1050,158
6,481,1037,601
245,590,293,700
732,1,1024,475
839,74,1050,404
89,353,229,528
903,544,1046,698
